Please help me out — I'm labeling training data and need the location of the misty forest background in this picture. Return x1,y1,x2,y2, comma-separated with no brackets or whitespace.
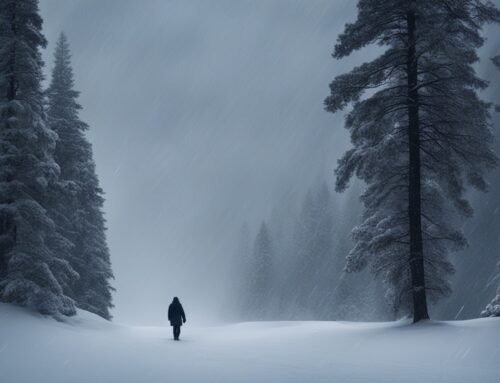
0,0,500,324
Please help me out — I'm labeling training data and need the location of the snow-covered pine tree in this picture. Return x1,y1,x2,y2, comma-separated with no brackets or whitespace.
325,0,500,321
289,184,336,318
480,52,500,318
481,261,500,317
0,0,77,317
247,222,273,320
46,33,114,320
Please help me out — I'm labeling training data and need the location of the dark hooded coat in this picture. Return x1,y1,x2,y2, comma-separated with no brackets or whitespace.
168,297,186,326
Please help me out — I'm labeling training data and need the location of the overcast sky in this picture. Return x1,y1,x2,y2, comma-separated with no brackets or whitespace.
38,1,500,324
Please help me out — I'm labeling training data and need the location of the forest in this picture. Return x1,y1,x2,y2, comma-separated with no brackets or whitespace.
232,0,500,324
0,1,113,320
0,1,499,382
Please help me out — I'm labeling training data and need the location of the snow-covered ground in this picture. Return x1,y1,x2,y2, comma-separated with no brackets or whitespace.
0,303,499,383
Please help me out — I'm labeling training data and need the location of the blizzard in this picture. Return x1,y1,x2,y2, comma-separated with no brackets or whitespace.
1,303,499,383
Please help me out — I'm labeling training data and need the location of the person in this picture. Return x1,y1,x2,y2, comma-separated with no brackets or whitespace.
168,297,186,340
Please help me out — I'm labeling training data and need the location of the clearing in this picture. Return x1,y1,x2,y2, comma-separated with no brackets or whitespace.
0,303,499,383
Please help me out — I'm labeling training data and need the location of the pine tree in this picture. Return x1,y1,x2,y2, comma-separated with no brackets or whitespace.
480,53,500,318
325,0,500,321
46,33,114,319
0,0,76,317
481,261,500,317
247,222,273,320
289,185,336,318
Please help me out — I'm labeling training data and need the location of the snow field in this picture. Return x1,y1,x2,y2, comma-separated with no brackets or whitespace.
1,303,499,383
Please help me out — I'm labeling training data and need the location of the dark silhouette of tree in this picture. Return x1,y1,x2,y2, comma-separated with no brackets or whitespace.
0,0,77,317
46,33,114,319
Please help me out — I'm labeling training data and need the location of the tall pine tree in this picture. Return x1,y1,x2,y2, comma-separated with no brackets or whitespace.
46,33,114,319
325,0,500,321
481,260,500,317
246,222,273,320
0,0,77,317
481,53,500,318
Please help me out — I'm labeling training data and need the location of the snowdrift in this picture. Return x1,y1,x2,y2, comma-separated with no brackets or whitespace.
0,303,499,383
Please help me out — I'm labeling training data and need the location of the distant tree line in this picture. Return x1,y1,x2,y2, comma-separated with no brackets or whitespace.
233,182,388,322
0,0,113,320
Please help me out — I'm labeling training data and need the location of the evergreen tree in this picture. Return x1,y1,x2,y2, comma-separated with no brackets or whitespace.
328,181,386,321
481,261,500,317
241,181,388,321
46,33,114,319
247,222,273,320
0,0,76,317
325,0,500,321
289,185,336,318
480,53,500,318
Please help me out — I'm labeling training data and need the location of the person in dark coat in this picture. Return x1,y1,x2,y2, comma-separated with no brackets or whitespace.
168,297,186,340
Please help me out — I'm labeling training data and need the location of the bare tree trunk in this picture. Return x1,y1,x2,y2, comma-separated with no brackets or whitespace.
407,3,430,323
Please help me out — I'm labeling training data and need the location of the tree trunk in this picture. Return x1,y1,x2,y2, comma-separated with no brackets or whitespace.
407,4,430,323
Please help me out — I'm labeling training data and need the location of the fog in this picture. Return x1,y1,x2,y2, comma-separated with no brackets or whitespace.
39,1,500,325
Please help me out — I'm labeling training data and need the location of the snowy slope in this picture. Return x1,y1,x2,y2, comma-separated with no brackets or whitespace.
0,303,499,383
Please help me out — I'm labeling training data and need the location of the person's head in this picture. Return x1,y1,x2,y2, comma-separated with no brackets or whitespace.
173,297,179,303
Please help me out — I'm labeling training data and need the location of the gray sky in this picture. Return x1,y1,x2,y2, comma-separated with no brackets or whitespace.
39,1,500,324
